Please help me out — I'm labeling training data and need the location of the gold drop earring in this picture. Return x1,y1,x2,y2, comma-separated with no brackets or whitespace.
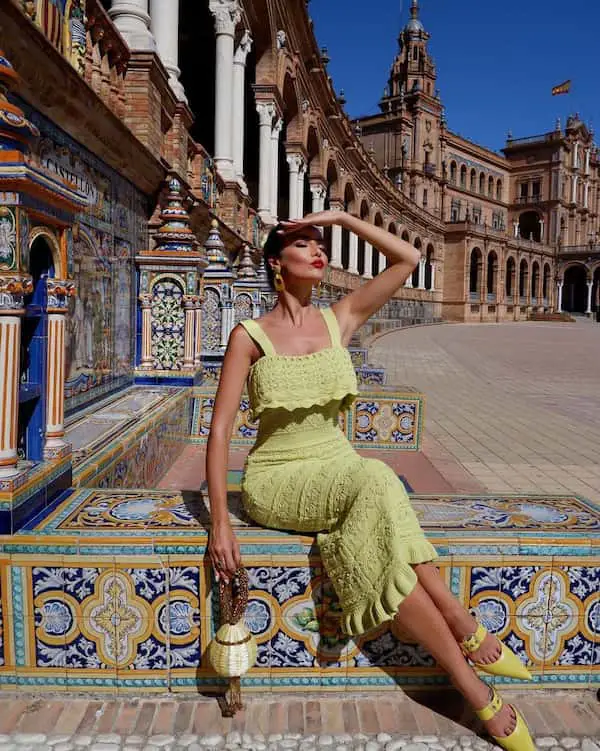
274,270,285,292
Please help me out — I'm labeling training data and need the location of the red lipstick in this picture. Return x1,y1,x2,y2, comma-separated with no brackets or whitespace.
311,260,324,269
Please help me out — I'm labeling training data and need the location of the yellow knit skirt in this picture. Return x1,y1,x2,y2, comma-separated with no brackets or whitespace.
241,409,437,637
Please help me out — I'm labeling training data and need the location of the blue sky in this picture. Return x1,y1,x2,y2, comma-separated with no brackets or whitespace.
309,0,599,153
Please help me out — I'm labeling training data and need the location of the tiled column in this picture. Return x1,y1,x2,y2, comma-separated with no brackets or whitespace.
256,101,275,222
182,295,196,369
0,276,30,478
232,31,252,185
220,293,234,348
348,233,359,275
430,262,436,291
45,280,75,459
0,313,21,478
287,153,303,220
363,242,373,279
194,299,202,367
297,162,307,219
209,0,240,180
139,293,154,369
379,252,388,272
150,0,185,99
418,258,426,289
270,118,283,219
109,0,156,50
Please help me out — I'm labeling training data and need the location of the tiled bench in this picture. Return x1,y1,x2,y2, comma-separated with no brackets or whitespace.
0,486,595,693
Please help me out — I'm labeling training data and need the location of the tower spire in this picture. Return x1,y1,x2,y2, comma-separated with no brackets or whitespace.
410,0,419,20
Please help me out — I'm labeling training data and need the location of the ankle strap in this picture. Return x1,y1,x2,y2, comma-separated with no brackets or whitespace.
461,623,487,653
475,686,503,722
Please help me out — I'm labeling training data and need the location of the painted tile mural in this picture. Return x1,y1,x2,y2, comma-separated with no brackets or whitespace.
0,492,596,691
20,99,148,411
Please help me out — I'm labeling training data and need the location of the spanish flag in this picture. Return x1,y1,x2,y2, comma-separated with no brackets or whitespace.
552,80,572,96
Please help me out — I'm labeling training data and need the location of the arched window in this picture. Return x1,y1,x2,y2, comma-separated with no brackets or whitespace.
488,176,494,197
460,165,467,189
531,262,540,302
479,173,485,194
450,161,457,184
519,260,528,299
469,248,482,296
542,264,551,300
506,257,515,297
487,252,497,297
496,179,503,202
470,169,476,192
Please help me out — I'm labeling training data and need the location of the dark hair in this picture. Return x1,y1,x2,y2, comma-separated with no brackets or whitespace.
262,223,286,290
262,223,326,290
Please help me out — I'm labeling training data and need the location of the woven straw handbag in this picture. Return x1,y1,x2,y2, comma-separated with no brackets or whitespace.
208,567,257,716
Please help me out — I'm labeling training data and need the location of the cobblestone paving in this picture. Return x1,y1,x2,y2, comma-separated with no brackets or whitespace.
369,320,600,503
0,694,597,751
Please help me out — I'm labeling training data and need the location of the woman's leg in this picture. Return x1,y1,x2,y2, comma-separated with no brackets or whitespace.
413,562,501,665
395,579,515,737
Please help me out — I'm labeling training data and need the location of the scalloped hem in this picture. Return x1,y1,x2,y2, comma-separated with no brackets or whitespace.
339,539,439,637
250,391,357,421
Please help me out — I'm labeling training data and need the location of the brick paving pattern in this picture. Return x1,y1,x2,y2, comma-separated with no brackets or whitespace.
370,320,600,503
0,693,598,749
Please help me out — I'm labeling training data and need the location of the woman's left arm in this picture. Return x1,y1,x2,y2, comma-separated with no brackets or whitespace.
332,214,420,341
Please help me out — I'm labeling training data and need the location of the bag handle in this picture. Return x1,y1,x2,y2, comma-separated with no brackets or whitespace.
218,567,249,625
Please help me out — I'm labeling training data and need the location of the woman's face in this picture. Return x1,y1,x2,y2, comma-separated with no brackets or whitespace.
275,226,328,285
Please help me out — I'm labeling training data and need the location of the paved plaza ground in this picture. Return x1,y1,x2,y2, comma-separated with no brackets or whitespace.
370,318,600,503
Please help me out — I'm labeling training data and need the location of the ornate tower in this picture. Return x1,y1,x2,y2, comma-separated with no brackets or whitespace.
357,0,444,213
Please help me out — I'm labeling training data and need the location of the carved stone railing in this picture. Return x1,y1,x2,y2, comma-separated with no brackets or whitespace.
83,0,130,119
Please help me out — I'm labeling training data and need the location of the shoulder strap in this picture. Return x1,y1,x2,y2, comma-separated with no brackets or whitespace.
321,307,341,347
239,319,276,357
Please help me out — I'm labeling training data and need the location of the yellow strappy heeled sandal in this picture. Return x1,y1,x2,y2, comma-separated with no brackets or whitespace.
461,623,532,680
475,685,535,751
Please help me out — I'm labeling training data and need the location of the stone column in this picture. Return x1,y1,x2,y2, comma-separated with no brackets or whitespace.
310,182,326,213
348,232,359,275
297,162,307,218
363,242,373,279
194,299,202,367
210,0,240,181
270,118,283,219
418,258,426,289
556,281,564,312
405,274,413,288
430,262,436,291
109,0,156,50
0,312,21,478
287,153,303,220
379,252,387,272
183,295,196,369
539,220,545,243
586,280,593,315
150,0,185,99
44,280,75,459
139,293,154,369
330,205,343,269
232,31,252,185
256,102,275,222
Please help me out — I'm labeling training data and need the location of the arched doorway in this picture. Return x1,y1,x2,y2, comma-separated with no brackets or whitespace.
19,236,55,462
518,211,542,242
531,262,540,304
425,244,434,290
519,260,528,303
487,251,498,300
563,265,587,313
411,237,422,287
469,247,482,299
593,267,600,317
505,257,516,299
542,263,551,304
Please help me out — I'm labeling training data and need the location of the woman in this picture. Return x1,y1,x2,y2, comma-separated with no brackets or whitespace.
206,211,533,751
